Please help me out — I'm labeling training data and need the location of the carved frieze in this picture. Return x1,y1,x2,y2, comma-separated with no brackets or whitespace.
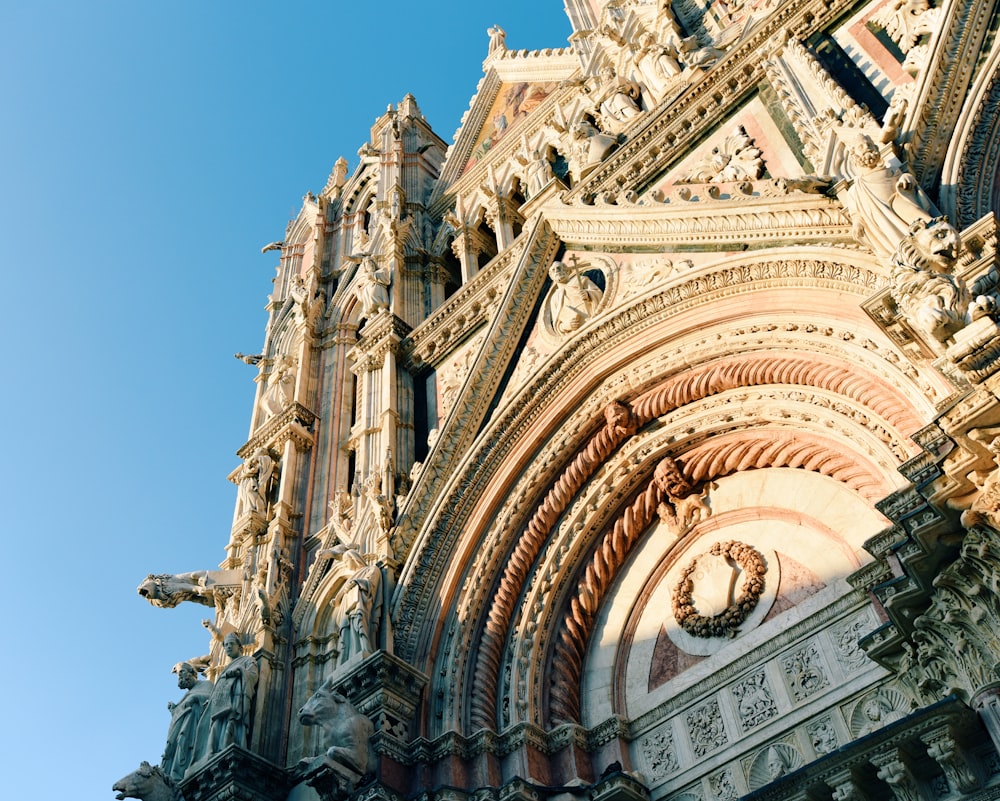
639,727,679,783
781,643,830,702
732,670,778,732
687,698,728,758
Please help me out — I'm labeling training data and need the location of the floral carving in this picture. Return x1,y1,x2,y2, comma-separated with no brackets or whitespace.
672,541,766,638
687,699,727,757
833,613,874,671
732,670,777,731
782,643,829,701
807,717,839,755
870,0,942,76
641,728,679,781
710,767,738,801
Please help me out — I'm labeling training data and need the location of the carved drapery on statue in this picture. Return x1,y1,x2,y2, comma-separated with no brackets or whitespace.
236,447,277,519
161,662,213,783
193,632,259,765
335,553,383,667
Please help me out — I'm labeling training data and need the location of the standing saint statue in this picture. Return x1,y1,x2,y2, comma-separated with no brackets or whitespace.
354,255,390,318
335,551,383,667
197,632,259,758
161,662,213,782
236,448,275,518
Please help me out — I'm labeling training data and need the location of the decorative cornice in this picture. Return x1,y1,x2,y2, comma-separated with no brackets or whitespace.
741,698,984,801
179,746,291,801
238,402,317,457
542,192,854,251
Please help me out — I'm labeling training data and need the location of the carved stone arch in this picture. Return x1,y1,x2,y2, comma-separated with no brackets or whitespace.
453,330,928,730
340,166,377,215
540,427,895,727
451,341,919,731
494,374,904,728
941,42,1000,228
288,556,362,763
400,253,935,736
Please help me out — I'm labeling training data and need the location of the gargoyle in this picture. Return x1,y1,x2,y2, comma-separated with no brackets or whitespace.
137,570,240,609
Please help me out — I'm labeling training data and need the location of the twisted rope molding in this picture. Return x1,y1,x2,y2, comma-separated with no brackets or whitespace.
468,402,639,729
467,351,916,729
548,428,892,724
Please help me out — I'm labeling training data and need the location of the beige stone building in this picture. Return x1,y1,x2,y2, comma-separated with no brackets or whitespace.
120,2,1000,800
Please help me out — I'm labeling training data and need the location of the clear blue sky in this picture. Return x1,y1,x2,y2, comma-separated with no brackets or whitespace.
0,3,570,797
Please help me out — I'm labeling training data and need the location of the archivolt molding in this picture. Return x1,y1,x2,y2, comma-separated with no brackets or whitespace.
942,42,1000,228
467,402,640,730
460,349,918,732
426,322,935,729
394,252,930,674
544,425,891,726
508,400,898,730
905,0,1000,189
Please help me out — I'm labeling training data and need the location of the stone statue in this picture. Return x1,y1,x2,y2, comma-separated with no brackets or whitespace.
523,148,554,198
335,551,383,667
858,690,906,735
595,65,643,128
889,216,970,343
765,746,789,780
113,762,181,801
197,632,259,759
487,24,506,54
569,120,618,183
298,678,375,776
261,355,296,417
546,261,603,335
354,255,390,318
840,134,938,259
632,31,682,100
161,662,213,783
236,447,276,518
137,570,238,609
654,456,710,535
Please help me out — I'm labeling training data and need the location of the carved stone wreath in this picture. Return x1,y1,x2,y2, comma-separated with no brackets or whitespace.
672,541,766,638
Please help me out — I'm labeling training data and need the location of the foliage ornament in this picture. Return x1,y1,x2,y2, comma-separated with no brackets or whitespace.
672,540,766,638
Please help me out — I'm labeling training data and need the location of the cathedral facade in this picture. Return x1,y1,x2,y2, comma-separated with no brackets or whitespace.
119,2,1000,801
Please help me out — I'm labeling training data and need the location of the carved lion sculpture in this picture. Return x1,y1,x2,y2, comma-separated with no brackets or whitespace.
112,761,182,801
298,679,374,776
889,217,969,343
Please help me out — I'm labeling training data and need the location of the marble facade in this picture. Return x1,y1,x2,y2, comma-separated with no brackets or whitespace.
119,2,1000,800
